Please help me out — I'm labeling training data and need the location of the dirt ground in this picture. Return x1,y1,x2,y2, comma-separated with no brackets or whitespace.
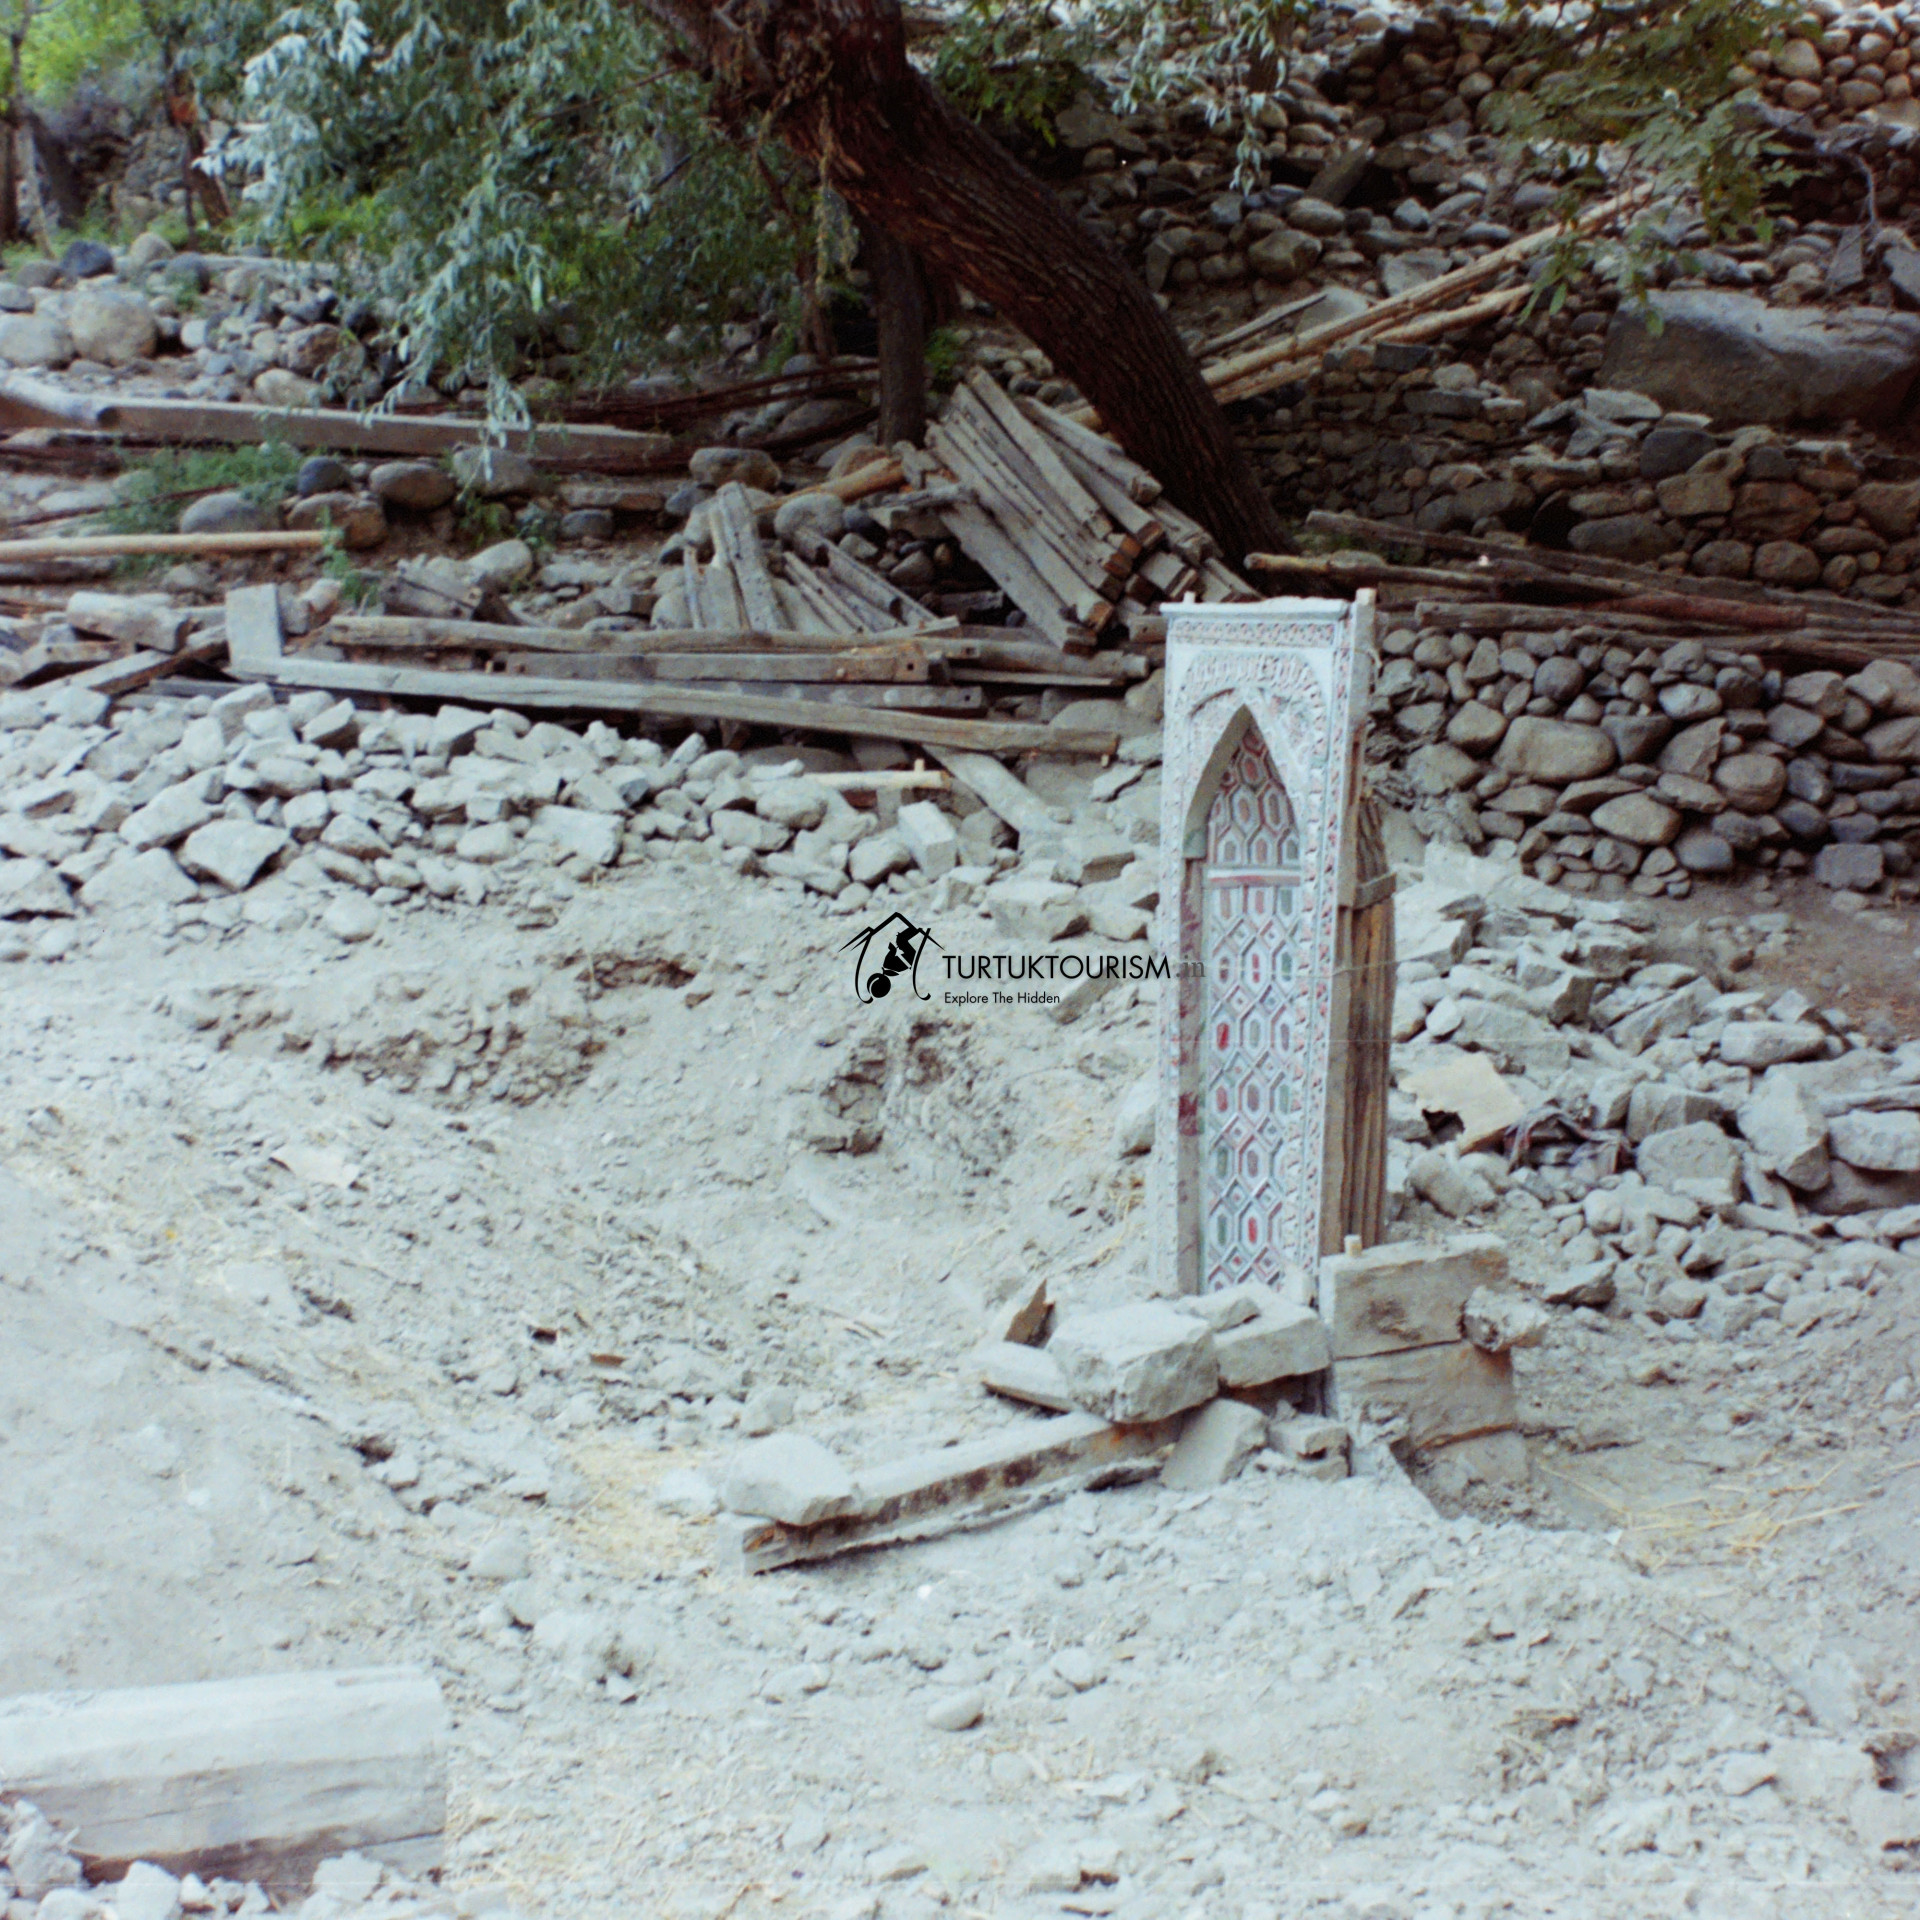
3,830,1918,1920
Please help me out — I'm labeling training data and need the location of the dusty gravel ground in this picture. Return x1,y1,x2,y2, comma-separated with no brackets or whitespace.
3,833,1918,1920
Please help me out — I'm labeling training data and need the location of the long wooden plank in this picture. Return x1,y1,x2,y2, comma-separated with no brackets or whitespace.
0,532,325,561
651,644,929,683
925,745,1065,841
223,654,1119,752
1013,398,1162,502
325,615,952,656
0,378,675,469
961,372,1111,538
71,635,228,696
777,552,869,635
712,482,784,631
724,1411,1179,1572
935,495,1082,649
0,1667,448,1892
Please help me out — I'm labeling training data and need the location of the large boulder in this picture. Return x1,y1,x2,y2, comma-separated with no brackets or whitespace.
67,287,157,367
1598,291,1920,430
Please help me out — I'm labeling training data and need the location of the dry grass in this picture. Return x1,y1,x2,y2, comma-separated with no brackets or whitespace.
559,1434,713,1580
1537,1458,1873,1569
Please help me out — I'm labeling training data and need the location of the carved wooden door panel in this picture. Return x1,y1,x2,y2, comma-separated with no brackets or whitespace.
1198,723,1308,1292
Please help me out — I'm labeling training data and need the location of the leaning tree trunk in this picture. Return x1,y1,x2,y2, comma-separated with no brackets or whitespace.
644,0,1283,561
855,209,930,446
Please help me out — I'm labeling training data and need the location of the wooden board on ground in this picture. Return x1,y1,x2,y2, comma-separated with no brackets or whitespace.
221,649,1119,755
1330,1341,1516,1450
724,1411,1179,1572
71,635,227,697
925,746,1067,840
1318,1232,1507,1360
0,1666,448,1894
325,616,943,658
0,374,676,471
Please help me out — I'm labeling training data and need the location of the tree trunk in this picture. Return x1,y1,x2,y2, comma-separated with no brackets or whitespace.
856,211,929,447
0,116,17,250
27,114,86,226
642,0,1283,562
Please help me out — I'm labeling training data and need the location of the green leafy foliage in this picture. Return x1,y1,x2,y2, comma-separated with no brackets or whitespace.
97,440,302,536
228,0,802,424
1482,1,1801,305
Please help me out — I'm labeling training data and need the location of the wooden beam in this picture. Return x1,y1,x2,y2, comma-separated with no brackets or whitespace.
0,376,675,470
723,1411,1179,1572
325,615,946,656
0,1667,448,1894
0,532,325,561
1330,1343,1516,1452
221,653,1118,753
70,635,228,697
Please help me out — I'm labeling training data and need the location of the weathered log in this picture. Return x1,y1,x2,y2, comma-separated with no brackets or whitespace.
0,531,325,560
0,1667,448,1894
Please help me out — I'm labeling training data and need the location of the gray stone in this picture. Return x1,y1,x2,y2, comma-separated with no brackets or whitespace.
1627,1081,1720,1143
1539,1260,1617,1308
531,804,622,866
773,491,847,543
896,800,959,878
110,1862,182,1920
1461,1288,1550,1353
1160,1398,1268,1491
1635,1120,1742,1207
1610,977,1716,1054
1050,1302,1218,1422
1285,195,1349,236
0,312,73,367
1736,1077,1831,1190
1720,1021,1827,1068
121,777,216,849
1675,828,1735,874
370,460,458,511
78,847,197,911
1112,1074,1155,1157
1590,792,1681,847
0,856,73,917
1829,1108,1920,1173
68,287,157,366
300,699,360,749
986,877,1088,942
471,537,534,590
848,828,912,885
1659,718,1727,781
1248,230,1322,282
1406,742,1480,792
1445,702,1507,754
1639,425,1718,480
58,237,115,279
179,490,268,536
450,446,538,496
1568,513,1676,562
1053,825,1132,885
322,896,378,942
1752,540,1821,587
1494,717,1618,782
924,1687,985,1732
295,455,351,497
253,368,319,409
1407,1149,1496,1218
5,1810,82,1898
689,446,780,490
177,820,288,891
1599,289,1920,429
709,809,789,854
1715,753,1788,813
1212,1298,1331,1386
1814,842,1884,890
719,1433,856,1524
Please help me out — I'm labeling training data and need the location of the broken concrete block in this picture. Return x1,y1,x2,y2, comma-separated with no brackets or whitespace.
1634,1120,1742,1207
177,820,289,893
977,1341,1076,1412
1269,1414,1351,1479
1049,1302,1218,1423
896,800,958,879
107,1861,182,1920
1829,1107,1920,1172
986,878,1088,942
1213,1299,1332,1386
1178,1283,1272,1333
1461,1288,1550,1354
1406,1149,1496,1219
1159,1399,1267,1491
1626,1080,1722,1144
717,1435,857,1526
1112,1073,1155,1157
1319,1233,1507,1359
1719,1021,1827,1068
1735,1075,1831,1191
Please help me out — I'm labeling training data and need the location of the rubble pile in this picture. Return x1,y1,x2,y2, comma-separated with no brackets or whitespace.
0,1804,490,1920
1388,843,1920,1340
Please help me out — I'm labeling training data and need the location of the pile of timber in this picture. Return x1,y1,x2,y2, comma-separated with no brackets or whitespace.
1250,510,1920,670
920,372,1251,650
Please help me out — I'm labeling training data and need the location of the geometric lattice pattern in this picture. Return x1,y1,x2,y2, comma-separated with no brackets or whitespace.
1199,724,1307,1291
